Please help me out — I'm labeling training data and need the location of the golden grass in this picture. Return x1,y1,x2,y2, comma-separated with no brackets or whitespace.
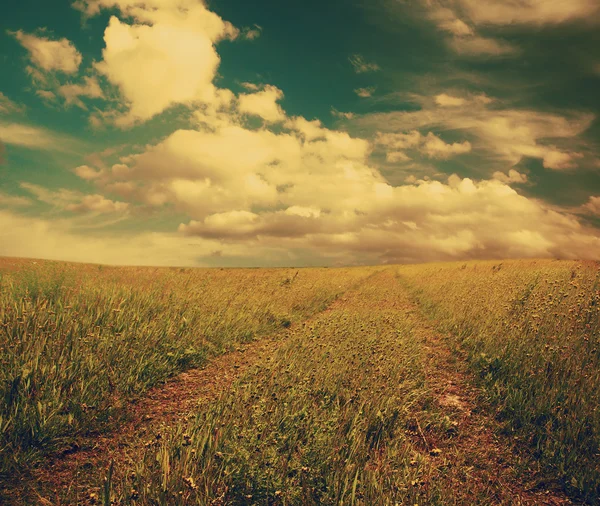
0,258,375,474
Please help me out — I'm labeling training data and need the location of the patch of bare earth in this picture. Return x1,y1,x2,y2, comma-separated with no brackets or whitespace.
406,315,574,505
5,336,286,505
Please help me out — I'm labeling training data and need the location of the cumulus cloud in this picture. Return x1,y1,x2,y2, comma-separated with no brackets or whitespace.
349,54,381,73
78,0,239,126
11,30,82,73
492,169,528,184
582,196,600,216
238,85,285,123
375,130,471,160
353,96,594,171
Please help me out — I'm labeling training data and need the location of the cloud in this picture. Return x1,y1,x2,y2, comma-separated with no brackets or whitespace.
375,130,471,160
422,2,519,56
58,76,104,109
434,93,466,107
349,54,381,73
353,96,594,171
331,108,355,120
542,150,583,171
242,24,262,40
240,82,261,91
0,92,25,115
456,0,600,26
492,169,528,184
0,122,80,151
73,165,103,180
11,30,82,74
0,208,230,266
81,0,238,126
21,182,129,214
36,90,56,101
238,85,285,123
178,175,600,263
0,191,31,207
582,196,600,216
448,33,518,56
66,194,129,213
64,90,600,264
355,87,376,98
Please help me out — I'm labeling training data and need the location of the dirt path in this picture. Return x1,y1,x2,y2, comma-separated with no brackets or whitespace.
396,277,573,505
7,335,286,505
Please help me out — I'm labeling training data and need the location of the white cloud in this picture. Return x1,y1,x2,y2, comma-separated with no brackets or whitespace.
386,151,412,163
85,0,239,126
21,182,129,215
66,194,129,213
36,90,56,101
355,87,376,98
354,97,594,171
449,34,518,56
242,24,262,40
349,54,381,73
238,85,285,123
457,0,600,26
331,108,355,120
435,93,466,107
582,196,600,216
0,209,231,266
0,191,31,207
375,130,471,159
422,2,518,56
0,122,79,151
0,92,25,115
492,169,528,184
58,76,104,109
542,150,583,171
11,30,82,74
421,132,472,158
74,165,103,180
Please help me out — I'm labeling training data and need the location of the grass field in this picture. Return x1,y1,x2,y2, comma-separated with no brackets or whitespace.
0,257,598,504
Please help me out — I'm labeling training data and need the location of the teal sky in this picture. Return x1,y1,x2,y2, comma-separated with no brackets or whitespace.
1,0,599,266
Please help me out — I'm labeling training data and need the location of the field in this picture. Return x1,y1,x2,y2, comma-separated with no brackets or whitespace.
0,257,598,505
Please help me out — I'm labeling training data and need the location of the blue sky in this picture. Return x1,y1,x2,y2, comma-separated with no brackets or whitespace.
1,0,599,266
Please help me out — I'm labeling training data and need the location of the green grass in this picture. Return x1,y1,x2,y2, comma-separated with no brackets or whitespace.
397,259,600,502
0,259,374,475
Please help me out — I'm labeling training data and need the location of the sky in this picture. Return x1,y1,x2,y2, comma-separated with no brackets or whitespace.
1,0,599,267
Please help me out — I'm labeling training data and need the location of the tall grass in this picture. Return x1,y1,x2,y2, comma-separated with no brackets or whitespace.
397,259,600,502
106,271,441,505
0,260,373,475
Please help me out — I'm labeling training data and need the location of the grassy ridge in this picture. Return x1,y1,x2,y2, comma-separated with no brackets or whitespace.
397,259,600,502
0,259,374,475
